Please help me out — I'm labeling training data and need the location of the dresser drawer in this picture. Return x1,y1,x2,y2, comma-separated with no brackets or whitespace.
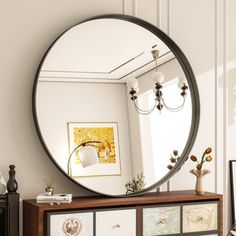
96,208,136,236
182,202,218,233
143,205,180,235
47,211,94,236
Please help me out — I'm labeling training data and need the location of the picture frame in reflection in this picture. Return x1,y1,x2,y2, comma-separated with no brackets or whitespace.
67,122,121,177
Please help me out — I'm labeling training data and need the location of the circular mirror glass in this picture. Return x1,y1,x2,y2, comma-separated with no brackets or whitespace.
33,15,199,196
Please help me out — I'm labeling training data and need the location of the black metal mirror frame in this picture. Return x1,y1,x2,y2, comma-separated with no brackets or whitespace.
32,14,200,197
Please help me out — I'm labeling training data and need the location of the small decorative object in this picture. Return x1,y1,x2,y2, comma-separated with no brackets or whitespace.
0,172,6,194
167,150,179,170
189,147,213,195
36,193,72,205
7,165,18,193
125,173,145,194
44,177,54,196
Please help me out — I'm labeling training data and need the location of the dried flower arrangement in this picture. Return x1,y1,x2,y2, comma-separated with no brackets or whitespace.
189,147,213,195
167,150,179,170
190,147,213,170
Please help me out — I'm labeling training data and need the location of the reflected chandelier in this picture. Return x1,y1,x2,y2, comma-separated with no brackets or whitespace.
127,49,188,115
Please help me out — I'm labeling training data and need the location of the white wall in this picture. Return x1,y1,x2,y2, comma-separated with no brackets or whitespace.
0,0,234,234
166,0,216,193
225,0,236,230
0,0,126,198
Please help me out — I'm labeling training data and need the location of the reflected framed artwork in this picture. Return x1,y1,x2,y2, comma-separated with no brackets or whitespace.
67,122,121,177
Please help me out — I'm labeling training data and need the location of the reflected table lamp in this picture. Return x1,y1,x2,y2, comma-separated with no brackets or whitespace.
67,141,101,175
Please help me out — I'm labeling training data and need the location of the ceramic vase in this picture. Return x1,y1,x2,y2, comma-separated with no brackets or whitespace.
0,172,6,194
190,169,210,195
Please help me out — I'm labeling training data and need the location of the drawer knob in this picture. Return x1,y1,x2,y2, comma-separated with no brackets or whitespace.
197,216,204,222
156,218,167,225
112,224,121,229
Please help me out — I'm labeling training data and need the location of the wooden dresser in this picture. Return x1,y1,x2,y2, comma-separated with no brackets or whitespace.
23,190,223,236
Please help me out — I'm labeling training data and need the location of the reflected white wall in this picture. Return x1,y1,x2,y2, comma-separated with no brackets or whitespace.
37,81,133,195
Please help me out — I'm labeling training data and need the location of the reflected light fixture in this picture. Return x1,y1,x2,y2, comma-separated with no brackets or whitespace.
127,49,188,115
67,141,101,175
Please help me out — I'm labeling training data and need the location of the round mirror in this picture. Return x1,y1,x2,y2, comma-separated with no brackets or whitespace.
33,15,200,196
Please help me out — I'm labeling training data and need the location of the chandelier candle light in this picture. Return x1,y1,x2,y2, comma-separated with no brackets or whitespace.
127,49,188,115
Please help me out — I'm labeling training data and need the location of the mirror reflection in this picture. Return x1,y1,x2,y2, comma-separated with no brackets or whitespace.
35,18,192,195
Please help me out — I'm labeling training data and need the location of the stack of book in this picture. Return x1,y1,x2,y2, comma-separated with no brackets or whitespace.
36,193,72,205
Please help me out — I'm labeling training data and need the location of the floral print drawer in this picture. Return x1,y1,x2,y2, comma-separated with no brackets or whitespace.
96,208,136,236
182,203,218,233
47,211,94,236
143,206,180,235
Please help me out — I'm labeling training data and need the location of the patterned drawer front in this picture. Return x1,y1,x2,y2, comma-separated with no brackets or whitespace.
143,206,180,235
96,208,136,236
47,211,94,236
182,203,218,233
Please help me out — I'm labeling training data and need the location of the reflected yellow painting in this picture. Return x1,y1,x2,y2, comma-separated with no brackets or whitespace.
67,122,121,177
73,127,116,164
